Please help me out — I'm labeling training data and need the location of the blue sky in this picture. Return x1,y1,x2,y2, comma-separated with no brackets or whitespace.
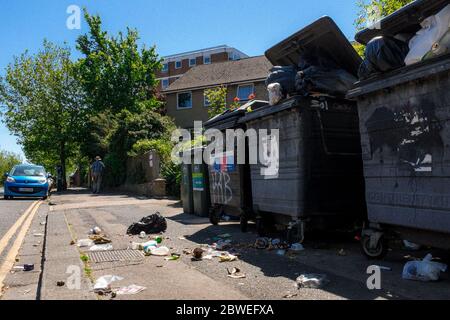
0,0,360,157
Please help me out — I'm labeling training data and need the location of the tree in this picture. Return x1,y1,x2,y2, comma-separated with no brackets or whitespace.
0,149,22,185
354,0,414,56
204,86,228,118
76,10,175,186
0,41,88,188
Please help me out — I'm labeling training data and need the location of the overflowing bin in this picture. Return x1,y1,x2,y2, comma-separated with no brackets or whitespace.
239,17,367,242
348,0,450,258
204,100,267,231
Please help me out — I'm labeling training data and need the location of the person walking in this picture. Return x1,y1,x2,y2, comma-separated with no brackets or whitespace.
91,156,105,194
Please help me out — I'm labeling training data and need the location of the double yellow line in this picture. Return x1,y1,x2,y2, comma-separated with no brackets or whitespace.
0,200,43,296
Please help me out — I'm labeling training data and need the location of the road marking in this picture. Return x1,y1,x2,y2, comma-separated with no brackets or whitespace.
0,201,39,257
0,201,43,296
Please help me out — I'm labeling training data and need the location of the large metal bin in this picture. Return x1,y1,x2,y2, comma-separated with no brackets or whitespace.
204,101,267,231
238,17,367,242
348,0,450,258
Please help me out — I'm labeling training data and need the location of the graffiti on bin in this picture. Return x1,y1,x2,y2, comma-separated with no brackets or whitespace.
210,171,233,204
366,101,443,173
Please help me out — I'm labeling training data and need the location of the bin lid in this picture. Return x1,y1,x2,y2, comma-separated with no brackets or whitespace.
239,96,305,124
355,0,450,45
204,100,268,130
265,16,362,76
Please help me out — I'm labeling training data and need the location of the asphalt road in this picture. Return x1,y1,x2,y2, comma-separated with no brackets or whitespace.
0,190,35,264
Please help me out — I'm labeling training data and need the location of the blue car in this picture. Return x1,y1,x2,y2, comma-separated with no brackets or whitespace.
3,164,50,200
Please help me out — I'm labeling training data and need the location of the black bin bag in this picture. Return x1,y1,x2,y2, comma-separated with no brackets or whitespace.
265,66,297,96
359,36,410,80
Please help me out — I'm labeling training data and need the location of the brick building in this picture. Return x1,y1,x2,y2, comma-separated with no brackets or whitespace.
156,45,248,91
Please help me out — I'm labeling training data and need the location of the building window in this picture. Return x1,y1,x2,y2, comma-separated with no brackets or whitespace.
175,61,182,69
177,92,192,109
204,92,211,107
162,63,168,72
189,58,197,67
237,84,254,101
203,55,211,65
161,78,169,90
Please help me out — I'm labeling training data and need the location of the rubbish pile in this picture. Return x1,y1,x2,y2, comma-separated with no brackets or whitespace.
266,51,357,105
402,254,448,282
93,275,146,297
76,226,113,252
254,237,304,254
127,212,167,235
359,4,450,80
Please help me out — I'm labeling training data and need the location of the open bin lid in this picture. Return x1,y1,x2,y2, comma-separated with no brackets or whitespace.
204,100,268,130
265,16,362,76
355,0,450,45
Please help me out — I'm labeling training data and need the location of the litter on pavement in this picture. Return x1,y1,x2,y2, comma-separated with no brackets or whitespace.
89,234,112,244
115,285,147,295
89,244,114,251
296,274,330,289
402,254,448,282
77,239,94,248
227,267,246,279
127,212,167,235
94,275,124,293
403,240,422,251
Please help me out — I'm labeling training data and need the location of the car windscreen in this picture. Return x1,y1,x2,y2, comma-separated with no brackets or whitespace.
11,166,46,177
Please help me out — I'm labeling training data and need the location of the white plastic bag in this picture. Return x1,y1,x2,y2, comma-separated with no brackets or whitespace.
89,244,113,251
94,275,124,292
405,4,450,65
268,83,283,106
402,254,448,282
147,246,170,256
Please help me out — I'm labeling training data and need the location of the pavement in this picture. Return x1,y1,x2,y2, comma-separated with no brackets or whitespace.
0,188,449,300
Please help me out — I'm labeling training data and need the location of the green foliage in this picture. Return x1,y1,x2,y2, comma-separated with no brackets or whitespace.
354,0,414,56
76,9,162,115
161,161,181,197
355,0,413,32
205,86,228,118
130,139,172,161
0,41,88,186
0,149,22,185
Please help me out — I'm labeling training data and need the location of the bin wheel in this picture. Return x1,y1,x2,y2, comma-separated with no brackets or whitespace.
209,207,221,226
287,221,305,245
361,235,388,260
240,214,249,233
256,217,265,236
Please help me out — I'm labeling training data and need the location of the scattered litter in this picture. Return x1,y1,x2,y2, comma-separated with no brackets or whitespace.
255,237,269,249
57,281,65,287
94,275,124,293
89,244,114,252
89,235,112,245
218,233,232,239
115,285,146,295
338,249,347,256
23,264,34,272
227,267,246,279
276,250,286,256
77,239,94,248
23,289,31,295
219,254,238,263
142,240,158,252
40,221,46,226
165,254,181,261
146,246,170,257
126,212,167,235
90,226,102,235
192,248,204,260
283,293,298,299
290,243,304,252
402,254,448,282
139,231,147,239
296,274,329,289
70,240,75,246
403,240,422,251
33,233,44,237
13,266,24,271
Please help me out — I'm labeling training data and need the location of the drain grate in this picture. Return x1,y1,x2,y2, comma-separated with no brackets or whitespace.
88,249,144,264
